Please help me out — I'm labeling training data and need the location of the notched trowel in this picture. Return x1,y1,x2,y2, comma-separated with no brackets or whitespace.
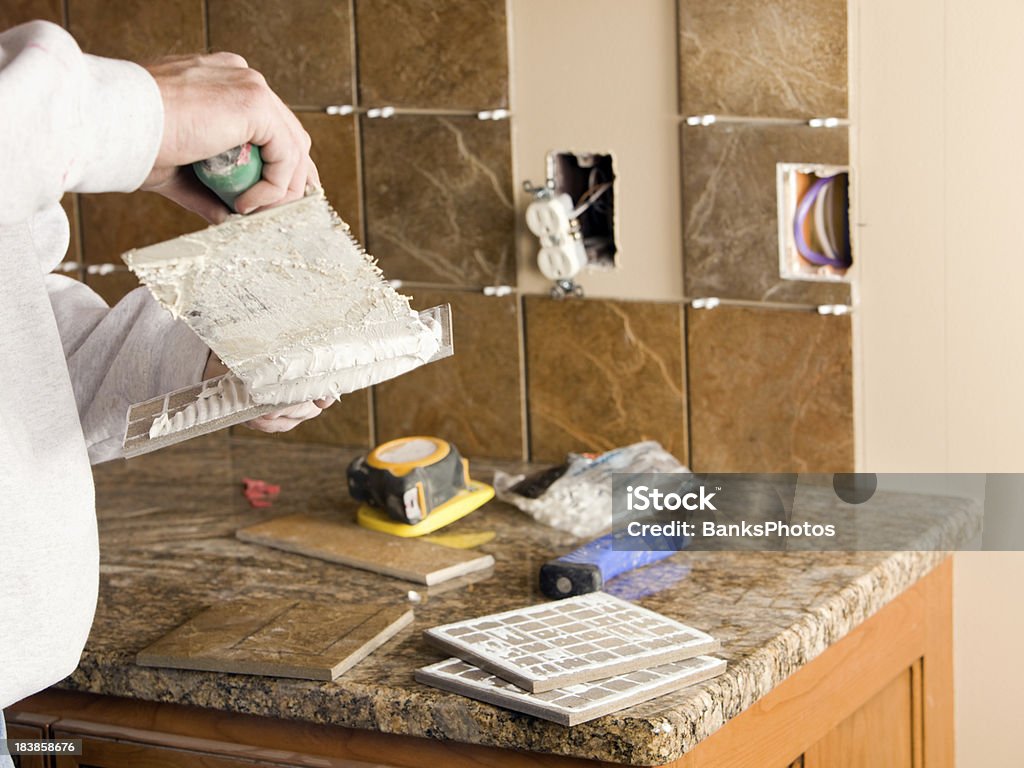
120,144,453,459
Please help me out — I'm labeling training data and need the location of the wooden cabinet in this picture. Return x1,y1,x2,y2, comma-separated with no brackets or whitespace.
8,561,954,768
4,713,54,768
804,666,917,768
52,735,297,768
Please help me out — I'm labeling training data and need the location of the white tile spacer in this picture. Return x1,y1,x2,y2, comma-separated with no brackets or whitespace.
685,114,717,126
367,106,396,119
483,285,513,297
808,116,842,128
325,104,354,116
477,109,510,121
690,297,720,310
817,304,852,316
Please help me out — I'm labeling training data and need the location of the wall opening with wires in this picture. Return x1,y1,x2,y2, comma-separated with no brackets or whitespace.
548,151,617,269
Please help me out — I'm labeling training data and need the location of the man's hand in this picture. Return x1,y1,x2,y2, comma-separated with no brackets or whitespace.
142,53,319,223
203,354,334,434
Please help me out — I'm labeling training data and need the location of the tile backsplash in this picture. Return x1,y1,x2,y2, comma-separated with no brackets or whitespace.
3,0,855,472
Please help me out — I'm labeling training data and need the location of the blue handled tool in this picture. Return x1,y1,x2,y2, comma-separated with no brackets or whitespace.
539,528,687,599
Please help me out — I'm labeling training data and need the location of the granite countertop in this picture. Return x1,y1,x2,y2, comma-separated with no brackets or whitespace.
65,435,981,766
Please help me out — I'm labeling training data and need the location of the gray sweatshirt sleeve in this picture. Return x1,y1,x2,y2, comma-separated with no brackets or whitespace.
1,21,210,462
0,20,165,221
47,277,209,464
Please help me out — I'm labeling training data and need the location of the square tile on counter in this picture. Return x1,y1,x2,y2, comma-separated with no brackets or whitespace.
374,289,524,461
299,113,362,239
679,0,848,119
207,0,353,107
416,655,726,726
362,115,515,287
138,598,413,680
355,0,508,110
68,0,204,60
681,122,850,305
0,0,62,28
686,305,853,472
79,192,205,264
524,296,688,464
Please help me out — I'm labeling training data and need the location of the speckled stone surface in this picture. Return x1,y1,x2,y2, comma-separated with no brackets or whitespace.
65,438,980,766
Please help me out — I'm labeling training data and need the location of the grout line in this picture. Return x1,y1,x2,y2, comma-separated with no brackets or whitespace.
679,303,694,469
518,292,532,462
201,0,210,52
674,0,684,115
681,114,851,128
350,0,376,448
348,0,359,108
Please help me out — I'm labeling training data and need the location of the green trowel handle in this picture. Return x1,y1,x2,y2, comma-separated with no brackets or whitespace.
193,143,263,213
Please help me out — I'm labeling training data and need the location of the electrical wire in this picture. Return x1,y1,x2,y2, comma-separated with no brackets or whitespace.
794,175,851,268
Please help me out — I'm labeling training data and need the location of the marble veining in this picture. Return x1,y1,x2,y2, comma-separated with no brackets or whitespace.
362,116,515,287
63,439,980,765
679,0,848,119
524,297,688,464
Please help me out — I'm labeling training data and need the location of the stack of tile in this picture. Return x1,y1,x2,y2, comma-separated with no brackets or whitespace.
415,592,726,725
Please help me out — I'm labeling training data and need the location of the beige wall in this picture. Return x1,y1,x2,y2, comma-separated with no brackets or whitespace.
508,0,684,300
852,0,1024,763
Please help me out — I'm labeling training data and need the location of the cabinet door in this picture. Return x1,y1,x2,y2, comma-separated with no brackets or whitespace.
5,723,50,768
53,737,298,768
803,666,916,768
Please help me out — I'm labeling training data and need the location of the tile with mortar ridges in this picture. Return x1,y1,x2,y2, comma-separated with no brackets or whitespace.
374,289,524,461
524,297,688,464
686,305,853,473
355,0,508,109
207,0,353,107
681,123,850,304
68,0,204,60
362,115,515,287
679,0,848,118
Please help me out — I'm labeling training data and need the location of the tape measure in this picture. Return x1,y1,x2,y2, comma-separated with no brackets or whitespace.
347,436,494,536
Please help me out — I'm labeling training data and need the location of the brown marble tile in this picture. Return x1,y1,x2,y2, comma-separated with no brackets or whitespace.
355,0,508,109
374,289,524,461
236,390,372,449
299,113,362,238
68,0,204,61
79,192,205,264
686,305,853,472
207,0,353,106
362,115,515,286
137,599,413,680
524,297,688,464
84,269,142,306
0,0,62,28
682,123,850,304
679,0,847,118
